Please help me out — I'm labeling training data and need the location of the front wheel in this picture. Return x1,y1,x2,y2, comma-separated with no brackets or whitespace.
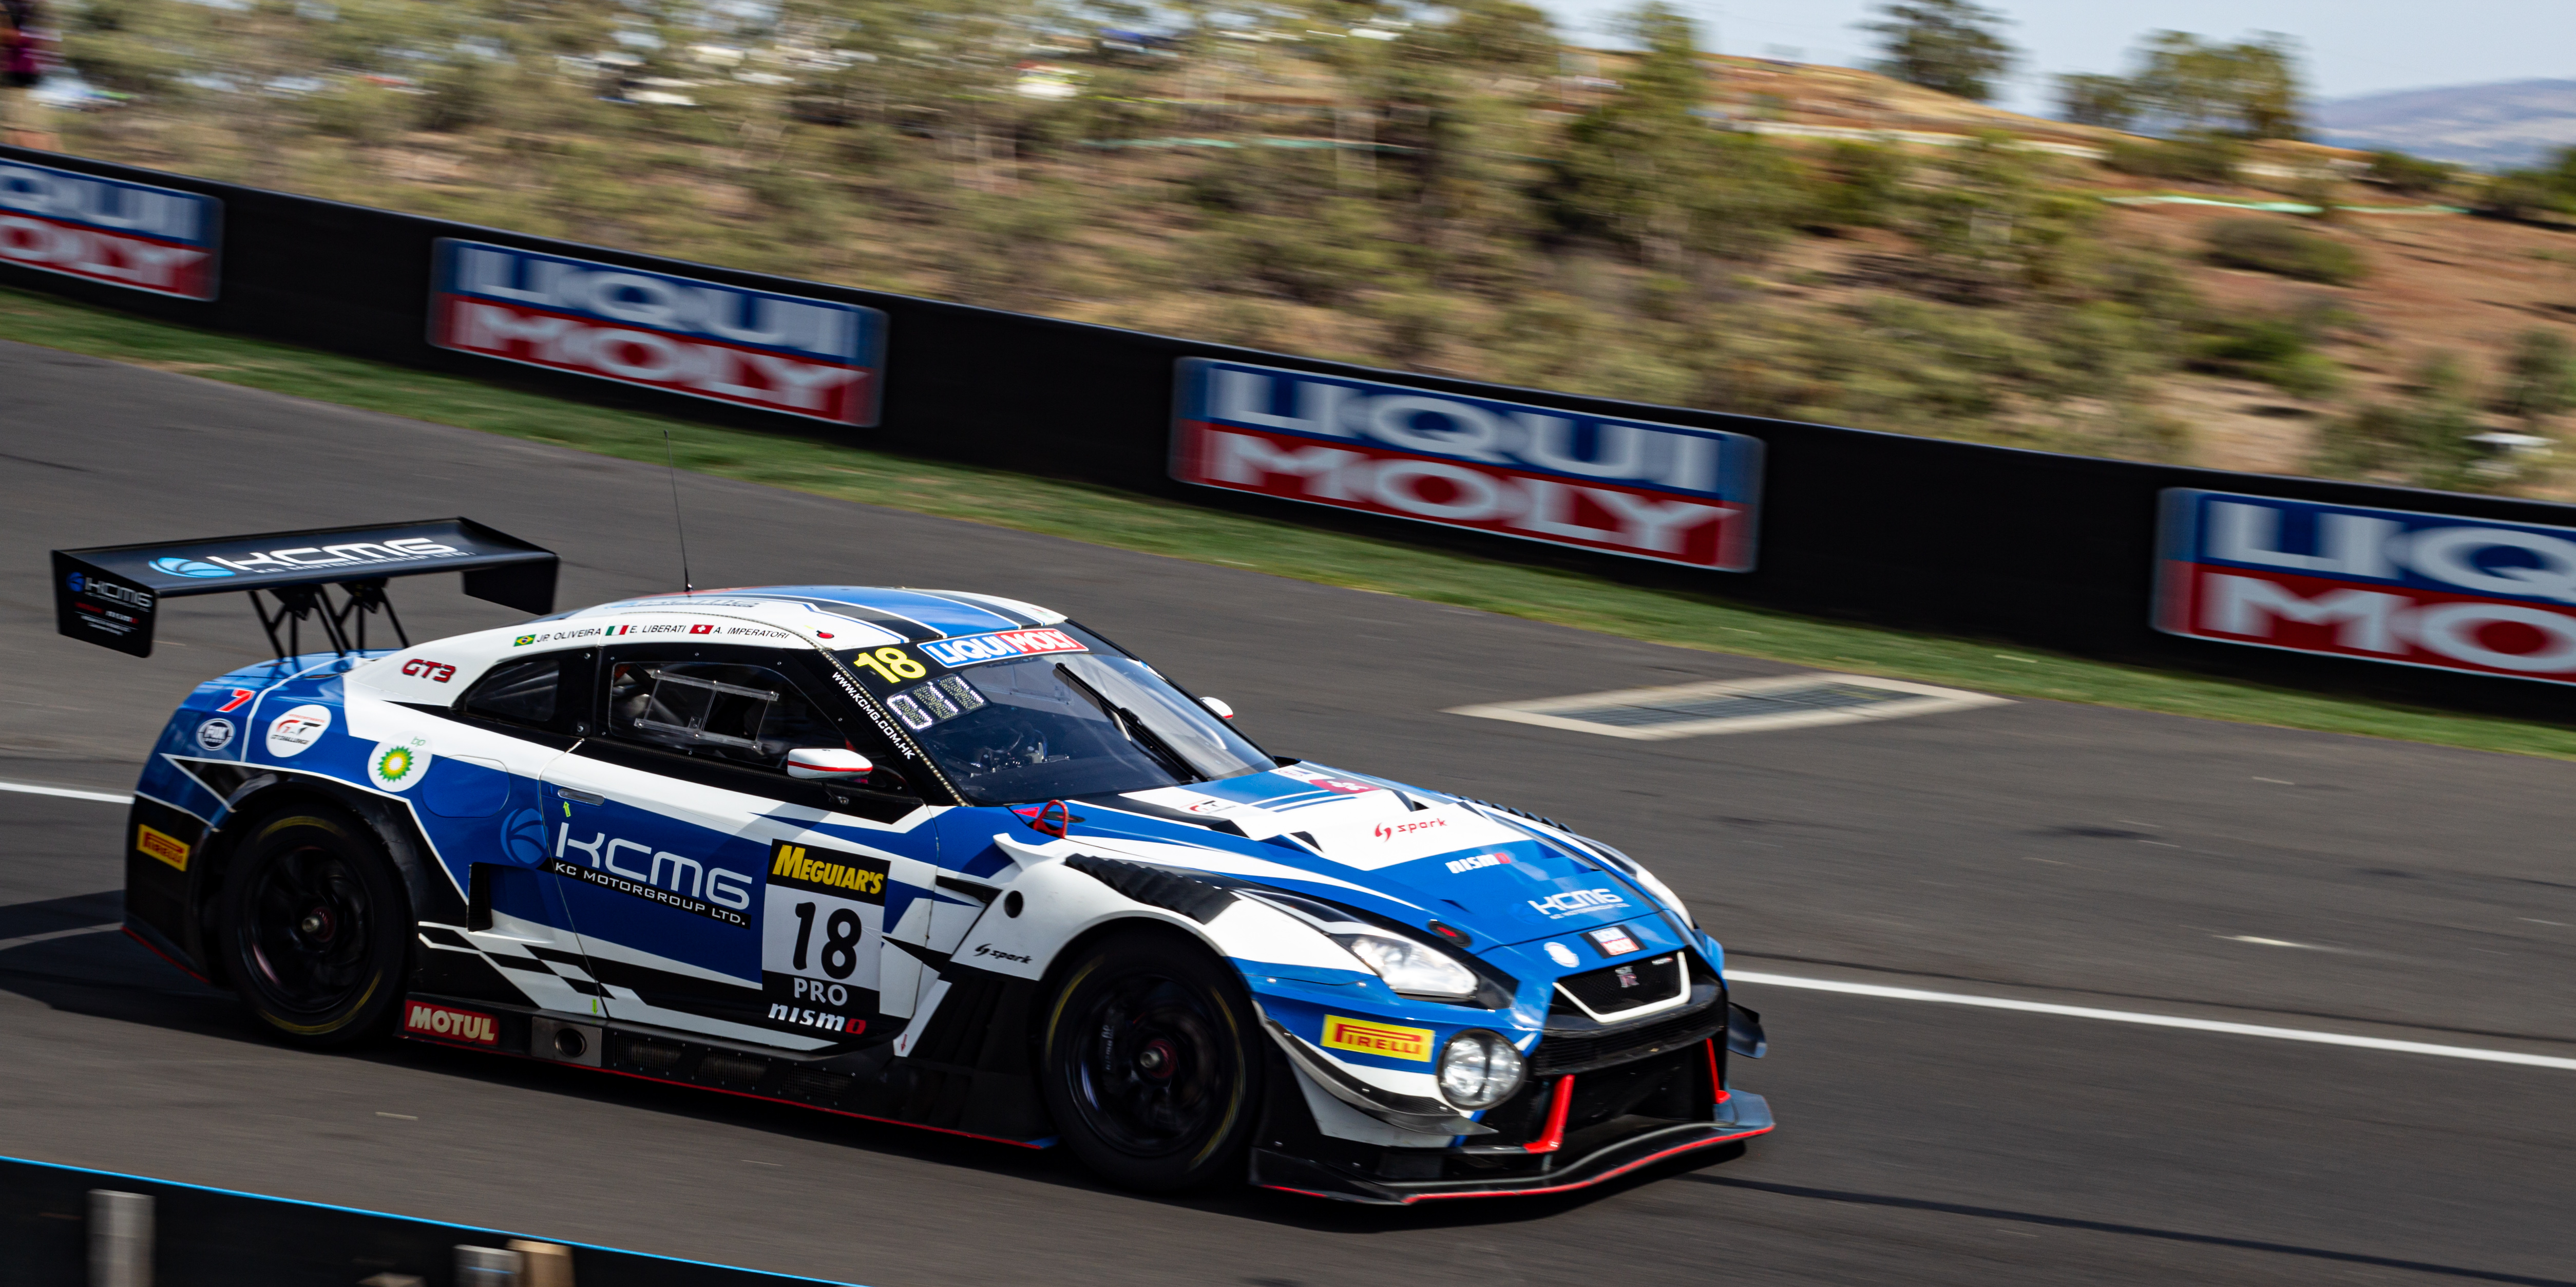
215,807,411,1048
1039,928,1264,1193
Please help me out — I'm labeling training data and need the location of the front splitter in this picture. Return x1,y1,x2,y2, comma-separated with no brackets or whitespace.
1252,1093,1773,1205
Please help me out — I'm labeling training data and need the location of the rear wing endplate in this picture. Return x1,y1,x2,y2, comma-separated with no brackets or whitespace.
53,518,557,658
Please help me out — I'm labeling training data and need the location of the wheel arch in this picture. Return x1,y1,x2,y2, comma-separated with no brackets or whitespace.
194,774,457,987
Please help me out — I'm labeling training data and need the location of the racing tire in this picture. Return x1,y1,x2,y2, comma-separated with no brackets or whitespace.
1040,927,1265,1193
214,807,411,1049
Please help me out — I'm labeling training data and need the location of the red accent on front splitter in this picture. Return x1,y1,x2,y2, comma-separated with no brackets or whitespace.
121,925,209,984
1523,1074,1577,1154
1706,1037,1729,1106
1254,1123,1775,1205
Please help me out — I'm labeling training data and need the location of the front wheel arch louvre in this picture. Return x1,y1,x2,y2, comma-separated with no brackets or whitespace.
1259,1015,1493,1137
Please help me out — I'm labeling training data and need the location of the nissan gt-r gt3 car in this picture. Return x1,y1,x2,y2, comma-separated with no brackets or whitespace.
57,520,1772,1203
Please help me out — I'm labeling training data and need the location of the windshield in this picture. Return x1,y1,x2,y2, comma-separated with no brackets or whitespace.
833,625,1270,804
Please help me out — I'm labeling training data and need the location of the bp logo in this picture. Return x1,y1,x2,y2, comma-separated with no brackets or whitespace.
150,556,234,578
367,738,434,792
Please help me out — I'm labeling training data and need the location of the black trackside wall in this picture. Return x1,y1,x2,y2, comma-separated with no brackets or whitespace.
11,143,2576,723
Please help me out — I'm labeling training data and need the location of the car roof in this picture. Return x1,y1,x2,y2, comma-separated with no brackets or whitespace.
562,586,1067,641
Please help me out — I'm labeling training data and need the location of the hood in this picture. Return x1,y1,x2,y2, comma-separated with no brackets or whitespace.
1067,763,1654,949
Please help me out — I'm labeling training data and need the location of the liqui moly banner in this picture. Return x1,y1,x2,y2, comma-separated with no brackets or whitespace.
0,161,219,300
2157,489,2576,683
430,240,886,425
1171,359,1762,570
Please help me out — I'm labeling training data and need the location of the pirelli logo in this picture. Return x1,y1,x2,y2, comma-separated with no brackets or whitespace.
136,823,191,871
1320,1015,1434,1062
768,840,889,903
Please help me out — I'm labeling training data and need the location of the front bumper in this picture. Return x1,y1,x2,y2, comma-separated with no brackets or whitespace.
1251,1092,1772,1204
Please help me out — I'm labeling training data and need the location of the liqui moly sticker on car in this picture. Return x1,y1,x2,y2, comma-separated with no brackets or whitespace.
1171,359,1763,571
2157,489,2576,684
0,161,221,300
430,240,887,425
918,628,1087,668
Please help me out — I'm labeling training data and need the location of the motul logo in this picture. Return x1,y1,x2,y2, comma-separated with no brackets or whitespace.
405,1001,498,1045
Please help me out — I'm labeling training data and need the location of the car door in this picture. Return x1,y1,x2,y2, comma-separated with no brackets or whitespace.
422,646,607,1017
542,640,941,1050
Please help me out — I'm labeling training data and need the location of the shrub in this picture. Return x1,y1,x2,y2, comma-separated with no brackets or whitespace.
1806,141,1908,232
2104,134,2241,184
2313,353,2486,488
307,82,410,146
2203,219,2365,285
2188,316,2340,398
2365,150,2459,198
2498,327,2576,427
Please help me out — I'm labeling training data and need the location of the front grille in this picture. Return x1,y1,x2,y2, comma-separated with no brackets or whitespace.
1555,953,1685,1018
1530,1003,1724,1076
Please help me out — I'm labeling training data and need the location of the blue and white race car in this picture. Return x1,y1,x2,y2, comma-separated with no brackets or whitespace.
58,520,1771,1203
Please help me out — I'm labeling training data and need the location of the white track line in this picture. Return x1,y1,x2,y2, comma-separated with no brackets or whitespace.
0,781,132,805
0,924,121,952
1729,971,2576,1071
6,777,2565,1070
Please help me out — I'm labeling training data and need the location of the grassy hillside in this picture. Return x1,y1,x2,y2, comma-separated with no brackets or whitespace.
28,0,2576,498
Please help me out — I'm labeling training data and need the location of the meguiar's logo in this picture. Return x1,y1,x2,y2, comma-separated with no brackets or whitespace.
768,841,889,902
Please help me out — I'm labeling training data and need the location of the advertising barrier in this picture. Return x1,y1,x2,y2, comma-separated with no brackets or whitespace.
10,143,2576,722
2157,489,2576,685
0,158,218,299
1171,358,1762,570
431,239,887,425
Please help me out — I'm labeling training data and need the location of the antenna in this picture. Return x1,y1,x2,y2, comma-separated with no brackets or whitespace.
664,429,693,595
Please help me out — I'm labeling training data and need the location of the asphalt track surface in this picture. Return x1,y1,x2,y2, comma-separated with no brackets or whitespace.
2,340,2571,1285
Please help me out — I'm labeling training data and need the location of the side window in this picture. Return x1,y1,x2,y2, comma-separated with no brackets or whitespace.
460,654,566,727
605,660,843,772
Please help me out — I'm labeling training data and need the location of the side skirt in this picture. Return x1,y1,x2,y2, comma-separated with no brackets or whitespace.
394,991,1058,1149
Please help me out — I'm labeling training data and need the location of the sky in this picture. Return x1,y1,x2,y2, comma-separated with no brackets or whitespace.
1536,0,2576,113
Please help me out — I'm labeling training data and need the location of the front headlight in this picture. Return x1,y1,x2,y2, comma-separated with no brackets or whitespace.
1437,1030,1526,1109
1341,932,1478,1000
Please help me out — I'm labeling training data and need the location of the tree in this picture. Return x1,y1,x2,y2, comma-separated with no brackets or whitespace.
2054,72,2135,130
1546,2,1707,262
2126,30,2305,139
1862,0,2015,104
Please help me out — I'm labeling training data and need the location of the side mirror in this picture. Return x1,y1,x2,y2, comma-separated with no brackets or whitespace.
786,747,874,780
1200,697,1234,720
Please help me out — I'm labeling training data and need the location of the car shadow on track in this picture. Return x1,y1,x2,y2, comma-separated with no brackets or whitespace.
1682,1175,2576,1287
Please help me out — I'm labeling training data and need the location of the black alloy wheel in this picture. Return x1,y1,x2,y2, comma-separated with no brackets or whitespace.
1040,929,1264,1192
215,809,410,1048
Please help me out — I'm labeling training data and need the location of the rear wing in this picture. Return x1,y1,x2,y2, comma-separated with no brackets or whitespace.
53,518,557,658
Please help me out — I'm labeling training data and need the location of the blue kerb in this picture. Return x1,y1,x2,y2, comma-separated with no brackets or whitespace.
2,1153,867,1285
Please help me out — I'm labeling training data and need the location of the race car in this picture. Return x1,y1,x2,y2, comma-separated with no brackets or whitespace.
56,520,1771,1203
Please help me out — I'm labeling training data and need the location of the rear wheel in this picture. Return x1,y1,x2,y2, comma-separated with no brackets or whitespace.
215,808,410,1048
1040,928,1264,1193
